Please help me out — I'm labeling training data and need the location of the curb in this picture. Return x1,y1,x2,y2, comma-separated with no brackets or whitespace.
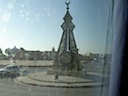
15,75,102,88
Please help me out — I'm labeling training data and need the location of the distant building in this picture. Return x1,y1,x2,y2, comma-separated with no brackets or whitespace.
25,51,42,60
82,52,100,62
14,47,57,60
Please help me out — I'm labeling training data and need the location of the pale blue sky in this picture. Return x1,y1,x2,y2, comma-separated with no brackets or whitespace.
0,0,110,54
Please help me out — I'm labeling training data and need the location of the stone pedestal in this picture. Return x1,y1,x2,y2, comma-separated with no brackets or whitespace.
47,69,87,78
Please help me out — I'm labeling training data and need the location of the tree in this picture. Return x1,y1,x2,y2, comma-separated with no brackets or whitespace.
0,48,2,54
5,48,11,56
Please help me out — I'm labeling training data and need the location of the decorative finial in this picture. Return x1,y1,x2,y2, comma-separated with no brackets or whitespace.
65,0,70,11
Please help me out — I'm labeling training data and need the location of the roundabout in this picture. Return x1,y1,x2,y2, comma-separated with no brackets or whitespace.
16,72,102,88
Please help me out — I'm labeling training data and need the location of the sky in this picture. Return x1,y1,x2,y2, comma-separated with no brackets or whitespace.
0,0,111,54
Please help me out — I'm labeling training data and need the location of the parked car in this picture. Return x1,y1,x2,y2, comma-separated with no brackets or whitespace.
0,65,20,78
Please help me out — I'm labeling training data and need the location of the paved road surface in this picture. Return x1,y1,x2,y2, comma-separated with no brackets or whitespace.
0,60,54,67
0,78,102,96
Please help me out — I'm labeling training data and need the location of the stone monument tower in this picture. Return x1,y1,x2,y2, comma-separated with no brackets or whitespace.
54,1,81,71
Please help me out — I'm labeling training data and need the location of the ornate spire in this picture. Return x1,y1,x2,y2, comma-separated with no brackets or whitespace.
47,1,82,80
65,0,70,11
63,0,72,23
53,1,81,71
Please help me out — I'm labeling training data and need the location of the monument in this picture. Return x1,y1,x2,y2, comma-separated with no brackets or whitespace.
47,1,85,77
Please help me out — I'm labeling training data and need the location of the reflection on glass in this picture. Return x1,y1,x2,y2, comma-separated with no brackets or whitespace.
0,0,113,96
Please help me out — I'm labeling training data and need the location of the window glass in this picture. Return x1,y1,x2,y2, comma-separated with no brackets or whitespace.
0,0,113,96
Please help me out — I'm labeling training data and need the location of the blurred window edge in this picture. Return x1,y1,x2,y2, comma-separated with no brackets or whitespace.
108,0,128,96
